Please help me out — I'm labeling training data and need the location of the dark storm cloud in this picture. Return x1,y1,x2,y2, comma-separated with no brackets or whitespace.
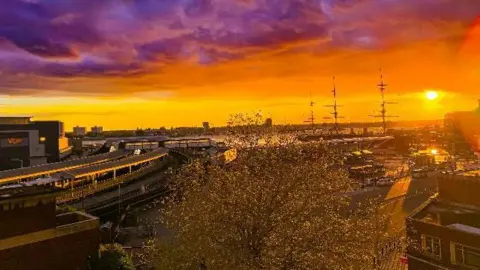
1,31,78,58
0,0,104,58
40,60,146,78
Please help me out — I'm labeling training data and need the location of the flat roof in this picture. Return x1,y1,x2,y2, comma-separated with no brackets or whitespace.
0,116,32,119
460,170,480,177
56,148,168,178
0,151,128,185
412,200,480,233
441,169,480,177
0,186,59,202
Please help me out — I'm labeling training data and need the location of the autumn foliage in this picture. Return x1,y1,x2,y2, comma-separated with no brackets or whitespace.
154,114,381,269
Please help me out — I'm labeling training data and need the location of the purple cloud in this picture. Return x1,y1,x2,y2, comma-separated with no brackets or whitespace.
0,0,479,95
40,60,145,78
0,0,104,58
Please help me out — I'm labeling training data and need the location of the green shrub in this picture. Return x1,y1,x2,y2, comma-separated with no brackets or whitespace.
88,244,135,270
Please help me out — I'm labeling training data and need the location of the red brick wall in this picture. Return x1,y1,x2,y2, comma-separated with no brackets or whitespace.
0,228,99,270
0,201,56,239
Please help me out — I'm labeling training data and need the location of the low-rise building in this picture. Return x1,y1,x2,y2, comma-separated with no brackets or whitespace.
0,186,100,270
202,122,210,130
91,126,103,135
406,170,480,269
73,126,87,137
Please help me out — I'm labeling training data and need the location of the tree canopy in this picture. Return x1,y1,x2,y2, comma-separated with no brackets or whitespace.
153,113,382,270
89,244,135,270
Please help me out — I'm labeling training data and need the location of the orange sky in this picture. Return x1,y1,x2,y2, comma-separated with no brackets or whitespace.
0,1,479,130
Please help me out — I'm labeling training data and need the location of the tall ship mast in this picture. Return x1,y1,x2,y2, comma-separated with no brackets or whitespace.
304,93,316,132
370,70,398,135
324,76,343,135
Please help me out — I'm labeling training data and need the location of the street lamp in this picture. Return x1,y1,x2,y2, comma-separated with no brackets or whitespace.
10,158,23,168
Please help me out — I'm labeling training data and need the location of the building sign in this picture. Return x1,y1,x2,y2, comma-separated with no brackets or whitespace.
0,137,29,148
8,138,23,145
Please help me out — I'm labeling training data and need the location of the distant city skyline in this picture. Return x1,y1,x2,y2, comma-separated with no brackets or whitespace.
1,94,479,131
0,1,479,130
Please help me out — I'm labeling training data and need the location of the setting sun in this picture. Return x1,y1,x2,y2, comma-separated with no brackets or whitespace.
425,90,439,101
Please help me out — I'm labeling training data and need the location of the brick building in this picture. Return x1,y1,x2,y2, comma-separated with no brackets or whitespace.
0,186,100,270
406,170,480,269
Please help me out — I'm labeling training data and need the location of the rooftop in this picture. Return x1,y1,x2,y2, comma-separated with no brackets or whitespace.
0,116,32,125
0,150,128,185
0,186,59,202
0,116,32,119
53,148,168,179
441,169,480,177
56,211,98,227
459,170,480,177
412,199,480,235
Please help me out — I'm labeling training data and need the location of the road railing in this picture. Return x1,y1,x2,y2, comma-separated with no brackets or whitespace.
57,158,170,204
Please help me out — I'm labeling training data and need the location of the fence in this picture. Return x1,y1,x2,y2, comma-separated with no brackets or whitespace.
57,158,170,204
374,230,407,269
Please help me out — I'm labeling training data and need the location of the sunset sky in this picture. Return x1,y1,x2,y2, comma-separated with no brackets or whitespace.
1,0,480,130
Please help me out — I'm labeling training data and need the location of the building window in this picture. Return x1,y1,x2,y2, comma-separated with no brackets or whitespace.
452,243,480,268
40,137,46,143
422,235,441,259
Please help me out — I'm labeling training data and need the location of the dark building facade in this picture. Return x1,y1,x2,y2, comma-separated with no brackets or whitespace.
444,100,480,155
202,122,210,130
0,186,100,270
406,171,480,269
0,117,72,170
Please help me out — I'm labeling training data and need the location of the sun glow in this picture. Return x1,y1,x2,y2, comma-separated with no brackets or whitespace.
425,90,439,101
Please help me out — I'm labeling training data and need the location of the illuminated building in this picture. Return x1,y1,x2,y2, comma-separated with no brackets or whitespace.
0,117,72,170
0,186,99,270
406,171,480,269
411,151,436,167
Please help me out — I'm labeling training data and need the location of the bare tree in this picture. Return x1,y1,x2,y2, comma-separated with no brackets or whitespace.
154,113,382,270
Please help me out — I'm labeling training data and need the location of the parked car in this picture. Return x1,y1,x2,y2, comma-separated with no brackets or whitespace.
376,177,395,186
412,169,428,178
364,178,376,187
